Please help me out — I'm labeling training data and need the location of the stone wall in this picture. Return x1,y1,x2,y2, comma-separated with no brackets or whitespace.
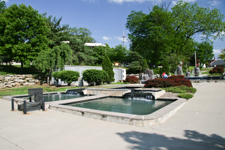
0,74,40,89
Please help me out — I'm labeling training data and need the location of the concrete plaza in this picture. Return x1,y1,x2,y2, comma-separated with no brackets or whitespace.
0,82,225,150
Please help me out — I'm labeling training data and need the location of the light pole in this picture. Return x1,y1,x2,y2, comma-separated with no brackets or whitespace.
195,51,197,67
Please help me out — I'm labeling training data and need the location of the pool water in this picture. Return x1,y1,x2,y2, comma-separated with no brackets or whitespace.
43,93,84,102
68,97,173,115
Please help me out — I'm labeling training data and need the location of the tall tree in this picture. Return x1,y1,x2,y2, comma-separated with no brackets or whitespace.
126,0,225,67
67,27,97,65
195,41,214,68
43,14,69,49
218,49,225,60
0,4,49,73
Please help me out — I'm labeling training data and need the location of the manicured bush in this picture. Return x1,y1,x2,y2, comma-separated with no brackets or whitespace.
102,54,114,83
123,76,139,84
57,70,80,86
144,75,192,88
168,75,185,80
209,67,224,74
82,69,109,86
168,75,192,87
177,93,193,99
144,79,175,88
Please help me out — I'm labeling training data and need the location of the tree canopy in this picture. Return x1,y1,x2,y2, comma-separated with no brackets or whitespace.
0,4,49,73
126,0,225,67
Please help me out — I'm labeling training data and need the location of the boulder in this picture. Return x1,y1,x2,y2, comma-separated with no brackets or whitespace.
15,82,20,87
4,77,11,81
14,79,25,83
5,84,12,88
0,76,4,81
25,75,33,78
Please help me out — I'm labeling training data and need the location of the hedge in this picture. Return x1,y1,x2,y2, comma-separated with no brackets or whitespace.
57,70,80,86
123,76,139,84
82,69,109,86
144,75,192,88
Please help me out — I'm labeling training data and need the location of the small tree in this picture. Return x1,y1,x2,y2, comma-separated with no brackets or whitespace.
142,59,149,72
58,70,79,86
102,54,114,83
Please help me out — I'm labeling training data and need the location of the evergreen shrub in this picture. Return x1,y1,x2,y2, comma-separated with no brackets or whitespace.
58,70,80,86
123,76,139,84
102,54,114,83
83,69,109,86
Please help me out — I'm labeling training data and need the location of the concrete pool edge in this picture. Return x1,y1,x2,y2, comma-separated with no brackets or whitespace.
49,96,186,127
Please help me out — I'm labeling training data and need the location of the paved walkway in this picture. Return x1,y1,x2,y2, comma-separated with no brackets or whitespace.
0,82,225,150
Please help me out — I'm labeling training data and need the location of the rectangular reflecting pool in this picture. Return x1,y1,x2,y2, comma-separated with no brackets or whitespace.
67,97,172,115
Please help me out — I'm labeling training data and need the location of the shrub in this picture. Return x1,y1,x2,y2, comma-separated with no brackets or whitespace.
57,70,80,86
168,75,192,87
123,76,139,84
163,85,196,93
144,79,175,88
82,69,109,86
177,93,193,99
209,67,224,74
168,75,185,80
102,54,114,83
144,76,192,88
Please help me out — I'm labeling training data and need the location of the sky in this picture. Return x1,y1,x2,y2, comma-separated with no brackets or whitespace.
3,0,225,59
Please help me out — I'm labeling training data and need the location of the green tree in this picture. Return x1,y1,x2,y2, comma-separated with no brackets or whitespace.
43,14,69,49
66,27,97,65
126,0,225,67
102,54,114,83
195,41,214,68
0,1,6,13
142,59,149,72
0,4,49,73
107,45,127,63
218,49,225,60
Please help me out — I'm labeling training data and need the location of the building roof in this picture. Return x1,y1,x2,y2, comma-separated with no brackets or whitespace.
84,43,106,47
211,60,225,66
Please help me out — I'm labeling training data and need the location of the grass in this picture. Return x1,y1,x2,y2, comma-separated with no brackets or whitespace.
162,85,197,100
0,84,81,98
0,65,41,75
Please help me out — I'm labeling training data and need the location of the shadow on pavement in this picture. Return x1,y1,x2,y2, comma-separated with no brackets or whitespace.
117,130,225,150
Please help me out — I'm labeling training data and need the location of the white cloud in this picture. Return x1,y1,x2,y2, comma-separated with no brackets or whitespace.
102,36,111,41
172,1,177,5
213,49,221,54
208,0,220,6
171,0,196,5
183,0,196,2
108,0,162,4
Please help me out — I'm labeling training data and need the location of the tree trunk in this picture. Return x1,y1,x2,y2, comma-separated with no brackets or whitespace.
20,61,23,74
